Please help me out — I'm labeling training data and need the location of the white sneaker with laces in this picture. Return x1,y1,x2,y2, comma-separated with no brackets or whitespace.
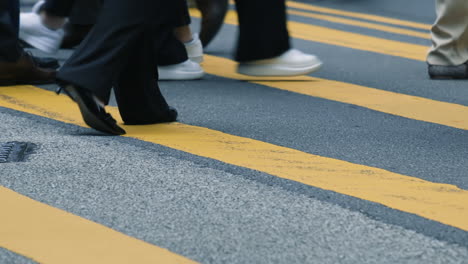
184,33,204,63
237,49,323,77
19,1,64,54
158,60,204,80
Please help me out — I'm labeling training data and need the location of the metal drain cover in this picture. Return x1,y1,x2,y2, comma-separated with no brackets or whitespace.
0,142,37,163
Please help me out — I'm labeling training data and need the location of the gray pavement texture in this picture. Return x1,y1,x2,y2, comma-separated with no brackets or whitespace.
2,0,468,263
0,109,468,264
0,248,36,264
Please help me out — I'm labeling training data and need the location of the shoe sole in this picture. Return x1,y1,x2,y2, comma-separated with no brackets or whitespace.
158,70,205,81
64,86,126,135
237,61,323,77
429,74,468,80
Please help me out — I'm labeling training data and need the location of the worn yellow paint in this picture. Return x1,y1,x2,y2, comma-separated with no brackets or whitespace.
202,55,468,131
0,86,467,232
190,10,428,61
0,187,196,264
287,9,429,39
286,1,432,30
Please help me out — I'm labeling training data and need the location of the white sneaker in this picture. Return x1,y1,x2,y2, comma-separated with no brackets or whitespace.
237,49,323,77
184,33,204,63
158,60,205,80
19,1,64,54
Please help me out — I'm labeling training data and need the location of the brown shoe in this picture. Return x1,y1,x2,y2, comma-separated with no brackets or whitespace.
195,0,229,47
0,53,56,86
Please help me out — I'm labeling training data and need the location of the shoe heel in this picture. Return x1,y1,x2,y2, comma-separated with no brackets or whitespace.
55,86,62,95
56,85,77,103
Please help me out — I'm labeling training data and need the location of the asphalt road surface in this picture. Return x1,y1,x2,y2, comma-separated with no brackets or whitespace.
1,0,468,263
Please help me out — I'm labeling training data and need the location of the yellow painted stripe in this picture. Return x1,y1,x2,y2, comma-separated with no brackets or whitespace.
0,86,467,232
226,0,429,39
191,10,428,61
0,187,196,264
202,55,468,131
286,1,431,30
287,9,429,39
227,0,431,30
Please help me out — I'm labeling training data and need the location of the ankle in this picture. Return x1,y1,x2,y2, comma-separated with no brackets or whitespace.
39,11,66,30
174,26,194,43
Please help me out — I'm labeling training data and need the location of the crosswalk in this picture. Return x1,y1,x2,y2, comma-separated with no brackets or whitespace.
1,1,467,263
1,85,468,231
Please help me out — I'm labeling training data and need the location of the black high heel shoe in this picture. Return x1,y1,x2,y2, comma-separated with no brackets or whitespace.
56,85,126,135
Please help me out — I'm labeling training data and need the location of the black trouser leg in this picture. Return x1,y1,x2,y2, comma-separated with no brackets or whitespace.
42,0,75,17
114,28,175,124
58,0,186,66
69,0,101,25
57,0,163,103
0,0,21,61
158,32,188,66
57,0,182,102
57,18,143,102
175,1,191,27
9,0,18,31
156,1,189,66
234,0,290,62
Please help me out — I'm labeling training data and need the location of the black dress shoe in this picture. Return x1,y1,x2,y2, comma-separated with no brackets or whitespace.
57,84,126,135
32,56,60,69
195,0,229,47
428,62,468,79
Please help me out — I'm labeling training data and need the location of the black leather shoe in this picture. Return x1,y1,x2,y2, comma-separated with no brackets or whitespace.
428,62,468,79
32,56,60,69
195,0,229,47
57,85,126,135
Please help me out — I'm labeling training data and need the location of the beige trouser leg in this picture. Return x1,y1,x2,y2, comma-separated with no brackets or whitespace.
427,0,468,66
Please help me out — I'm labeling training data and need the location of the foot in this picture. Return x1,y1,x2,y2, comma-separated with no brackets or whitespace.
59,84,126,135
428,62,468,79
19,1,65,54
158,60,204,80
31,56,60,69
237,49,323,77
195,0,229,47
0,52,56,85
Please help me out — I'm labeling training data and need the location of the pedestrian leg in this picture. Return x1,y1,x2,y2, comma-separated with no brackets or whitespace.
114,27,178,125
234,0,290,62
427,0,468,78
